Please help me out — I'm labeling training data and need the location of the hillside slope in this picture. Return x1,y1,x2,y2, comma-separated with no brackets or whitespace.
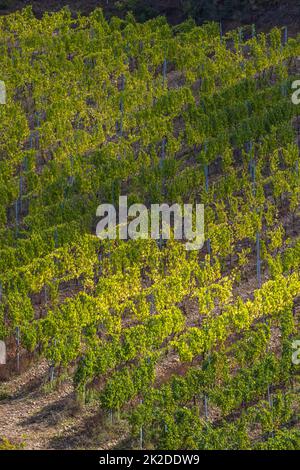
0,0,299,34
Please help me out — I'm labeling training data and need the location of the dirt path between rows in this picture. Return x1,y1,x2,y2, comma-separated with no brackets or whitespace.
0,360,128,450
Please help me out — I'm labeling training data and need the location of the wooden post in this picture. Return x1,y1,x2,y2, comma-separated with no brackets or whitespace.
140,399,143,450
15,326,20,373
204,164,209,193
283,26,288,45
49,339,56,383
204,395,208,420
120,74,125,138
238,27,243,44
160,136,167,200
139,423,143,450
54,227,58,248
256,231,262,288
19,176,23,213
204,141,209,192
15,200,19,237
163,57,167,88
281,80,286,97
267,384,272,408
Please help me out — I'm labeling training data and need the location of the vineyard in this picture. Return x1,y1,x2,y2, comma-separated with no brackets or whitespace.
0,6,299,450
